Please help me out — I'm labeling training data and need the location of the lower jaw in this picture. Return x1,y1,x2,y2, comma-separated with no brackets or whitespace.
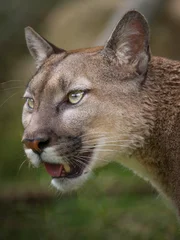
52,171,83,179
51,171,90,192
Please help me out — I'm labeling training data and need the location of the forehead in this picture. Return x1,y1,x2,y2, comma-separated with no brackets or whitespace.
28,52,96,96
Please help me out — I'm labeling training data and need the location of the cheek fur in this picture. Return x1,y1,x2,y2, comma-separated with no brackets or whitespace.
61,105,98,132
61,108,88,134
22,108,32,128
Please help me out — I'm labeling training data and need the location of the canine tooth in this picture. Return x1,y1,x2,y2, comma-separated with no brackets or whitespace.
63,163,71,173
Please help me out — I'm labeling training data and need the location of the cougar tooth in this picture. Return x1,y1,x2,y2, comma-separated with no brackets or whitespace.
63,163,71,173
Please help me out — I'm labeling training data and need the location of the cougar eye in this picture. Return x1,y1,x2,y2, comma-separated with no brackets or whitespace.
26,98,34,109
68,90,84,105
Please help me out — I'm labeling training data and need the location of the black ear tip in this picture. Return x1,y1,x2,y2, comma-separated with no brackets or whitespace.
25,26,30,31
121,10,149,34
24,27,40,43
25,27,32,38
123,10,145,18
24,26,34,34
121,10,147,25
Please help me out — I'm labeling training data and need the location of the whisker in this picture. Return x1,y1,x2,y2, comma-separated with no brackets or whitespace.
28,161,32,169
64,155,77,168
82,139,134,145
0,86,24,92
74,155,111,171
0,91,21,108
82,145,128,150
80,148,123,153
80,132,140,138
84,141,132,146
17,159,28,174
79,132,108,137
81,135,141,143
74,158,88,167
74,159,92,172
0,80,22,85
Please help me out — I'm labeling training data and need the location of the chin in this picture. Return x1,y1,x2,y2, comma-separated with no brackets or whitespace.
51,171,91,192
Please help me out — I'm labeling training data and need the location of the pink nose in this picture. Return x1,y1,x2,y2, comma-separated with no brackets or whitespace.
22,138,49,153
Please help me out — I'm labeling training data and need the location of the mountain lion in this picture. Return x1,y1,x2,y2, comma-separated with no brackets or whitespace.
22,10,180,216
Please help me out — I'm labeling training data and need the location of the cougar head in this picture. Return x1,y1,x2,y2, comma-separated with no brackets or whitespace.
22,11,150,192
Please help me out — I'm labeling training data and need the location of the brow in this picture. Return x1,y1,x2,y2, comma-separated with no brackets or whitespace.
59,77,71,93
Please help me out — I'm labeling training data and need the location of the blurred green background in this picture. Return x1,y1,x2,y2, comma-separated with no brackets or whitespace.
1,0,180,239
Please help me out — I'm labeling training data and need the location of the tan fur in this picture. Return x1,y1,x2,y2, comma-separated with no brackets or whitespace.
67,46,103,54
23,11,180,216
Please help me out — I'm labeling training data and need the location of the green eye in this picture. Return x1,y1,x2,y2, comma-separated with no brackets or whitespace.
68,90,84,104
26,98,34,109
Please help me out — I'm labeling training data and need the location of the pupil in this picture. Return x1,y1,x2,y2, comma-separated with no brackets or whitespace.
72,93,80,98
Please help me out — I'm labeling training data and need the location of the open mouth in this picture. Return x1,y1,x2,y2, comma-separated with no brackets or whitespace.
44,162,84,179
43,149,94,179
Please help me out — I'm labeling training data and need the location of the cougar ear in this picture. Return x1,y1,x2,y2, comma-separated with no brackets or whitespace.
25,27,65,68
104,10,150,75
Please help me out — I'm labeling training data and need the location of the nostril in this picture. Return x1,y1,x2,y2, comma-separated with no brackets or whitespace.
38,139,50,150
22,137,50,153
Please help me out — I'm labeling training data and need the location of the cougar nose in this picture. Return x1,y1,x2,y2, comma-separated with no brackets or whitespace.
22,138,50,153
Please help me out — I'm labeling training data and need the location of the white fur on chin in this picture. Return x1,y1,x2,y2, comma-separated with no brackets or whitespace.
51,171,91,192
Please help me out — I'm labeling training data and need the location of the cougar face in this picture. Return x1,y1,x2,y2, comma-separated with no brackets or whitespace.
22,11,150,192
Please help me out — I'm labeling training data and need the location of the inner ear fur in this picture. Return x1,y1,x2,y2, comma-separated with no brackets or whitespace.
104,10,151,75
25,27,65,68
